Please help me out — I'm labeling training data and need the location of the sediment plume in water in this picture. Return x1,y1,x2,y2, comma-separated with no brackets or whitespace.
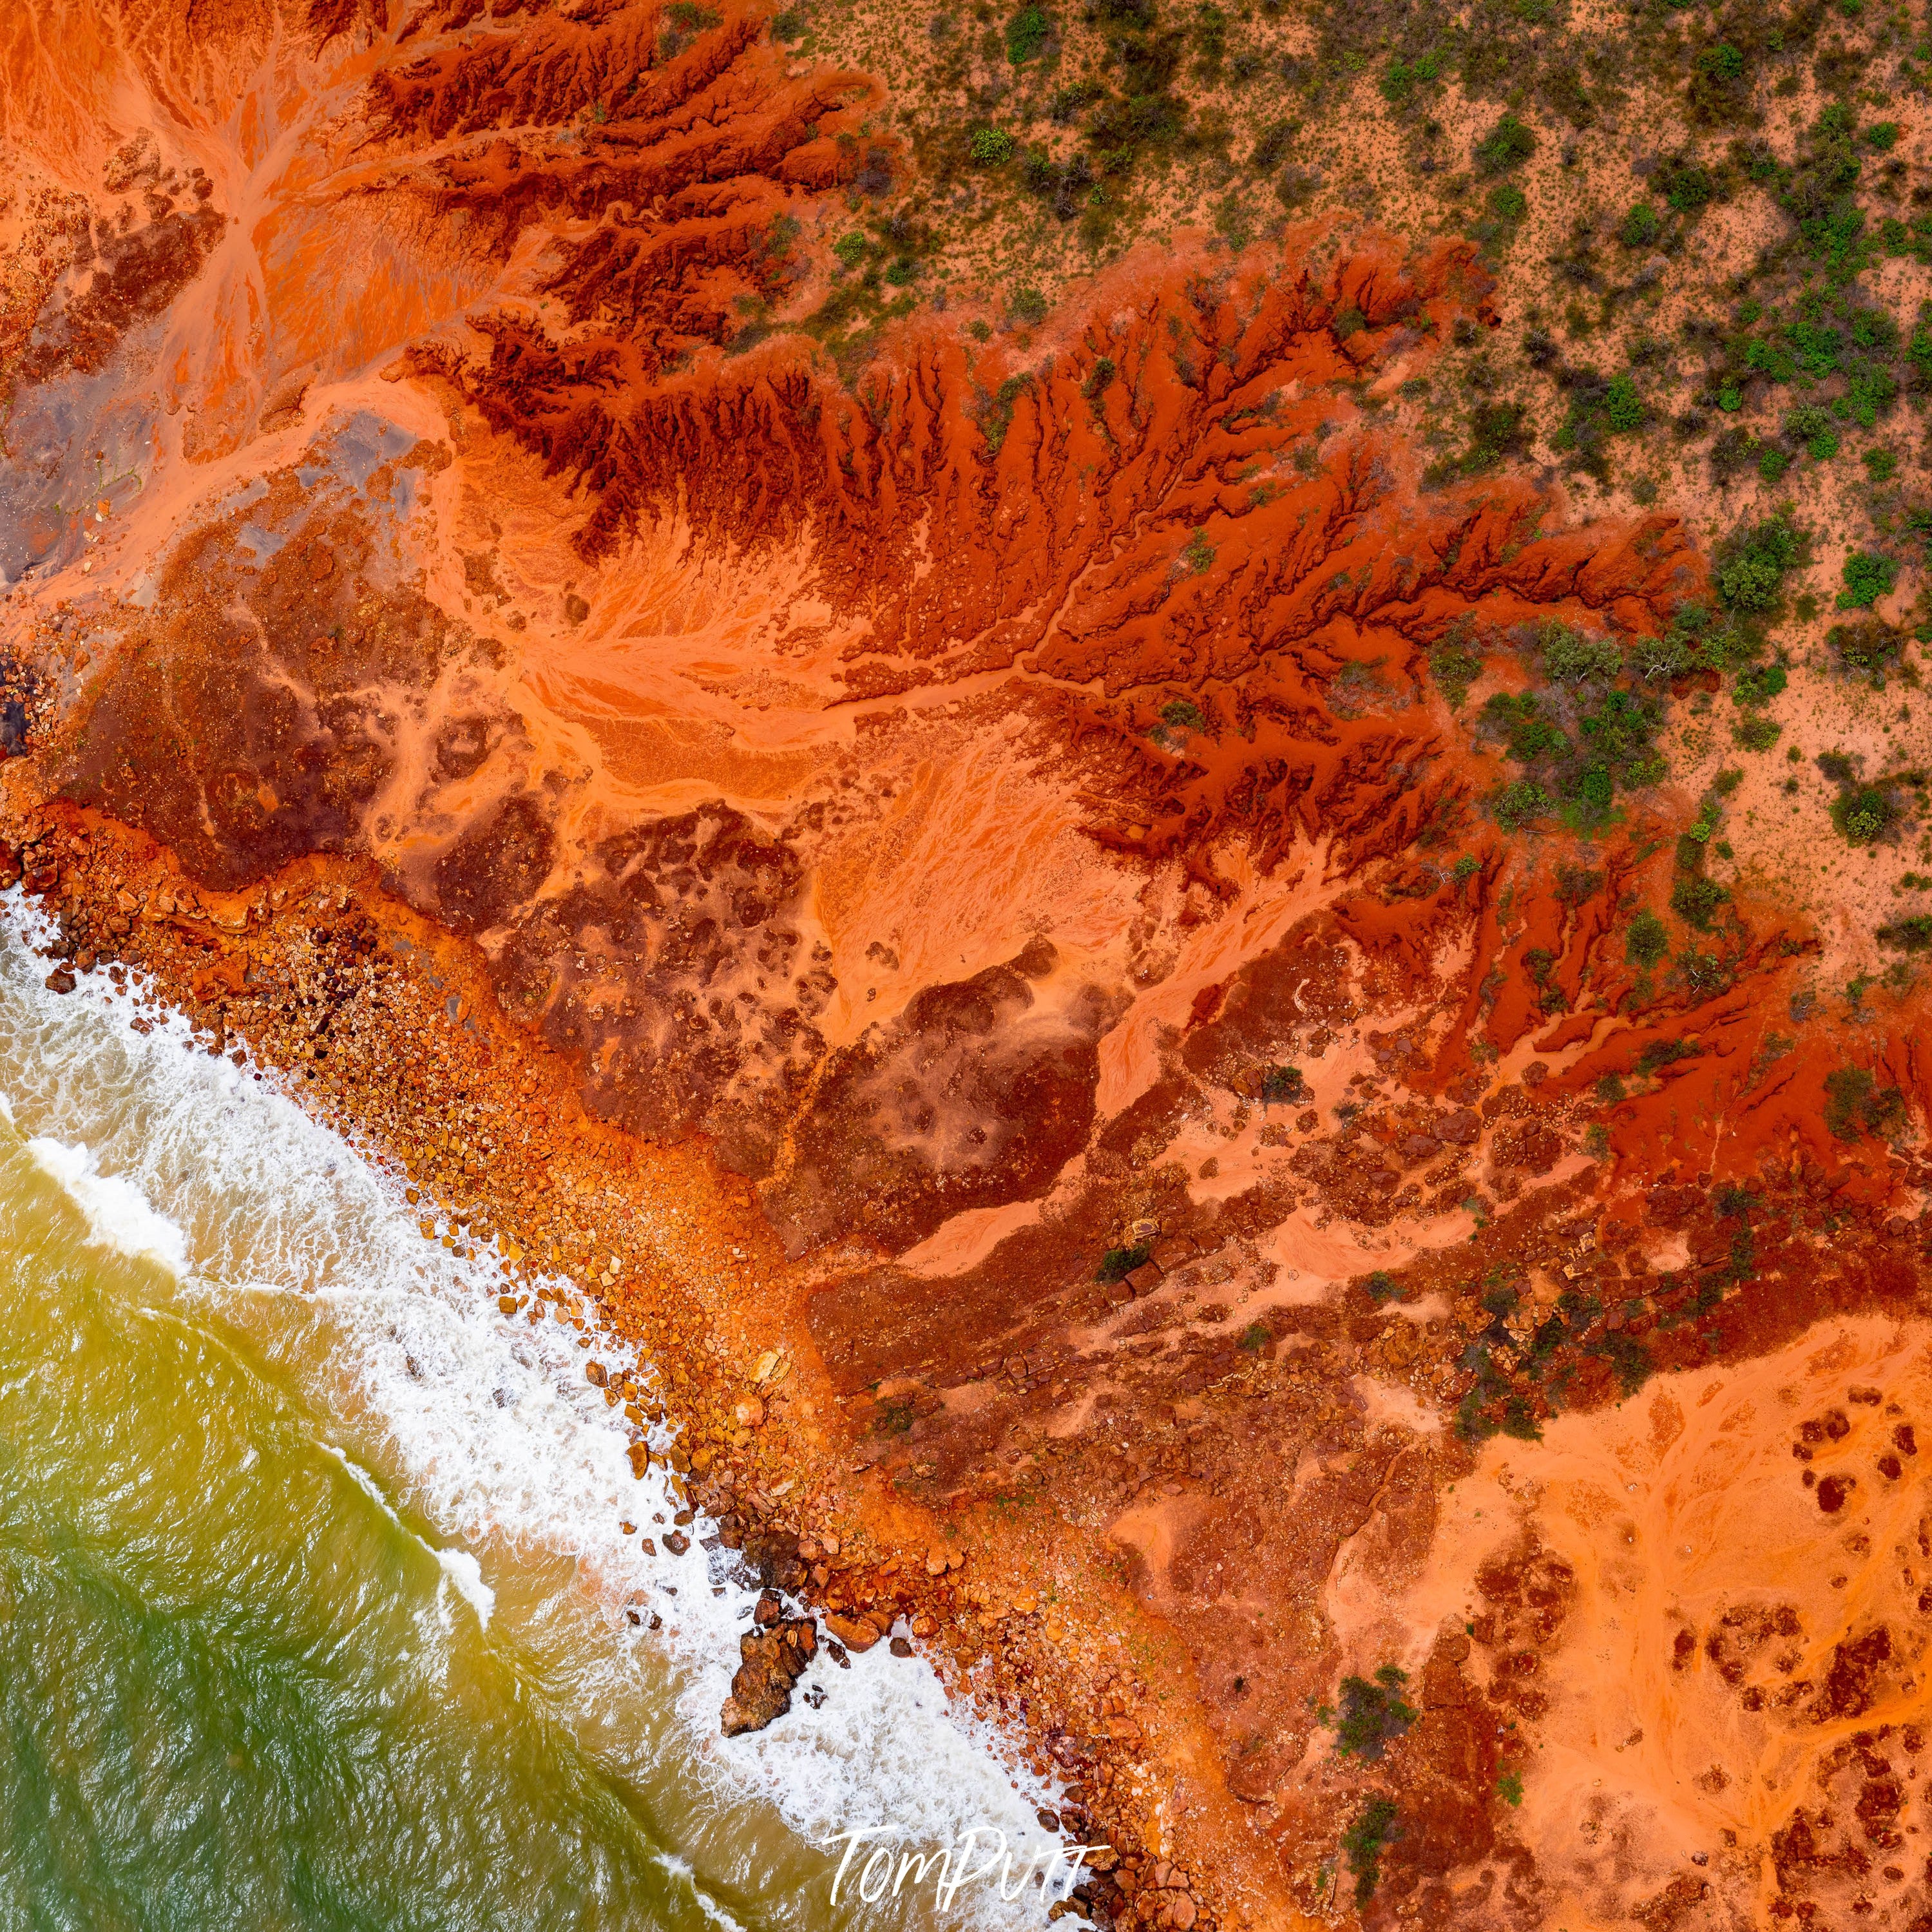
6,2,1932,1929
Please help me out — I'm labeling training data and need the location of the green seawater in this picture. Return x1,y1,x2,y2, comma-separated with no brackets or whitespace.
0,1154,700,1930
0,912,1055,1932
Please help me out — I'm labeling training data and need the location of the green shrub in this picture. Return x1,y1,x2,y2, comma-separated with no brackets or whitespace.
1380,49,1442,104
1785,404,1840,459
1867,121,1902,151
1823,1066,1906,1141
1006,3,1051,63
1620,203,1659,248
1010,285,1049,325
1716,514,1803,610
1839,551,1899,610
1492,778,1553,830
1604,373,1645,430
1430,642,1484,707
1475,112,1536,173
1660,158,1714,212
1627,910,1669,964
1096,1243,1152,1282
1878,914,1932,952
1083,356,1116,398
1539,624,1622,682
1835,789,1895,843
1734,714,1783,750
1341,1797,1401,1908
1334,1667,1417,1761
1488,182,1529,223
832,232,868,268
1865,448,1899,482
1734,663,1788,705
1698,41,1745,79
970,127,1016,164
1259,1063,1306,1105
1670,875,1730,930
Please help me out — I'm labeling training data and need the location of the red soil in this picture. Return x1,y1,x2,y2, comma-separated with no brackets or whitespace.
6,3,1932,1928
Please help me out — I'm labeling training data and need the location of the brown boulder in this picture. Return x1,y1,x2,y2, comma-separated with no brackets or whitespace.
720,1616,819,1736
824,1611,881,1652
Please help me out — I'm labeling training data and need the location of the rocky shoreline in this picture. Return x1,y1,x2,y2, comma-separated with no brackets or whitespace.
0,800,1192,1932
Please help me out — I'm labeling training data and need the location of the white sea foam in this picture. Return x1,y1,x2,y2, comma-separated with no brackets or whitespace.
0,891,1064,1926
26,1134,191,1275
434,1546,495,1628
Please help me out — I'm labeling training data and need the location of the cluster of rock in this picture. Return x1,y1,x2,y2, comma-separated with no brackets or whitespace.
719,1590,822,1736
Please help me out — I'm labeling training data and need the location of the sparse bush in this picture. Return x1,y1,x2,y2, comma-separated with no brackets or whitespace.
1475,112,1535,174
1342,1797,1401,1908
1878,914,1932,952
1333,1667,1417,1760
1824,1066,1907,1141
1259,1062,1306,1105
1670,874,1730,930
1096,1243,1152,1282
1009,285,1049,325
1620,203,1659,248
1430,638,1484,707
1538,624,1622,682
1491,778,1553,830
1832,621,1901,674
1717,514,1803,611
1006,3,1051,63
